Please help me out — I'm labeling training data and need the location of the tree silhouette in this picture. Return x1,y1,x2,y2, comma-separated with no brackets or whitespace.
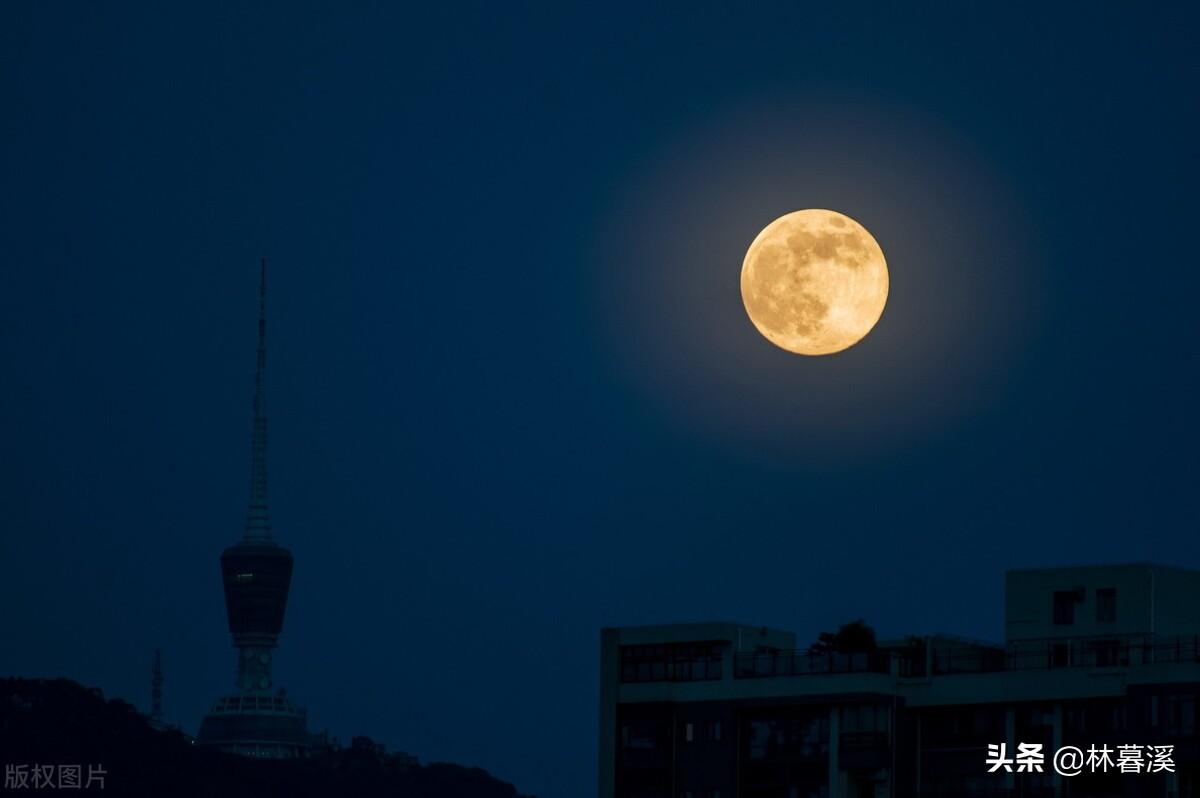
808,619,877,654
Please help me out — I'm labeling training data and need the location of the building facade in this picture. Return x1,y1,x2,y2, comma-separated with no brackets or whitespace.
599,564,1200,798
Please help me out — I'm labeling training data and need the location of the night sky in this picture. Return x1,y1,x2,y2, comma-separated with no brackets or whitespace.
3,4,1199,797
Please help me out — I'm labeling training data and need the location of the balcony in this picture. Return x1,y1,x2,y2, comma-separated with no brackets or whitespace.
734,650,893,679
733,635,1200,680
929,634,1200,675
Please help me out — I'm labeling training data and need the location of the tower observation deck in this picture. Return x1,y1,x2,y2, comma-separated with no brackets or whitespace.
197,260,311,758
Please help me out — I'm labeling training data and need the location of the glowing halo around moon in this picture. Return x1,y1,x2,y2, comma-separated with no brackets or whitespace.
740,209,889,355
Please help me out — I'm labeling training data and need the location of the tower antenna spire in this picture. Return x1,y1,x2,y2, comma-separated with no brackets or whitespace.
245,257,271,540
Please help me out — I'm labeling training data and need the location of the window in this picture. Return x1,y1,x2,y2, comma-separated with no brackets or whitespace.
746,714,829,761
1097,588,1117,623
707,720,722,742
685,723,694,742
620,721,659,751
842,705,886,732
1090,639,1122,667
1170,695,1196,737
1053,590,1076,625
1051,643,1071,668
619,642,725,683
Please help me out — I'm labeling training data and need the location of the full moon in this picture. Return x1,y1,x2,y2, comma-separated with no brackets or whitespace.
741,209,888,355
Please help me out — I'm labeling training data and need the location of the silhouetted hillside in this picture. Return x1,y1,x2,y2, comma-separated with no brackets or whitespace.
0,678,532,798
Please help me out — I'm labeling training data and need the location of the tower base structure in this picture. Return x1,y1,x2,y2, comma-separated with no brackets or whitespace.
197,691,310,758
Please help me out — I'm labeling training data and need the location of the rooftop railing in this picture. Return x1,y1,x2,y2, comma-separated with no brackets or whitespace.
733,634,1200,679
734,649,892,679
930,633,1200,675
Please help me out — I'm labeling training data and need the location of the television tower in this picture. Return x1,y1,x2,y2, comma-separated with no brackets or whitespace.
197,259,310,757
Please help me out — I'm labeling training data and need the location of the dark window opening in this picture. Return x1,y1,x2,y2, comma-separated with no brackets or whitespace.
1090,639,1123,667
619,642,725,683
620,721,661,751
1053,590,1077,625
1170,695,1196,737
1097,587,1117,623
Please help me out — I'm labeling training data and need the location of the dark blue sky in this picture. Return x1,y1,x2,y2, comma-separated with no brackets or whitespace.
2,4,1199,797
